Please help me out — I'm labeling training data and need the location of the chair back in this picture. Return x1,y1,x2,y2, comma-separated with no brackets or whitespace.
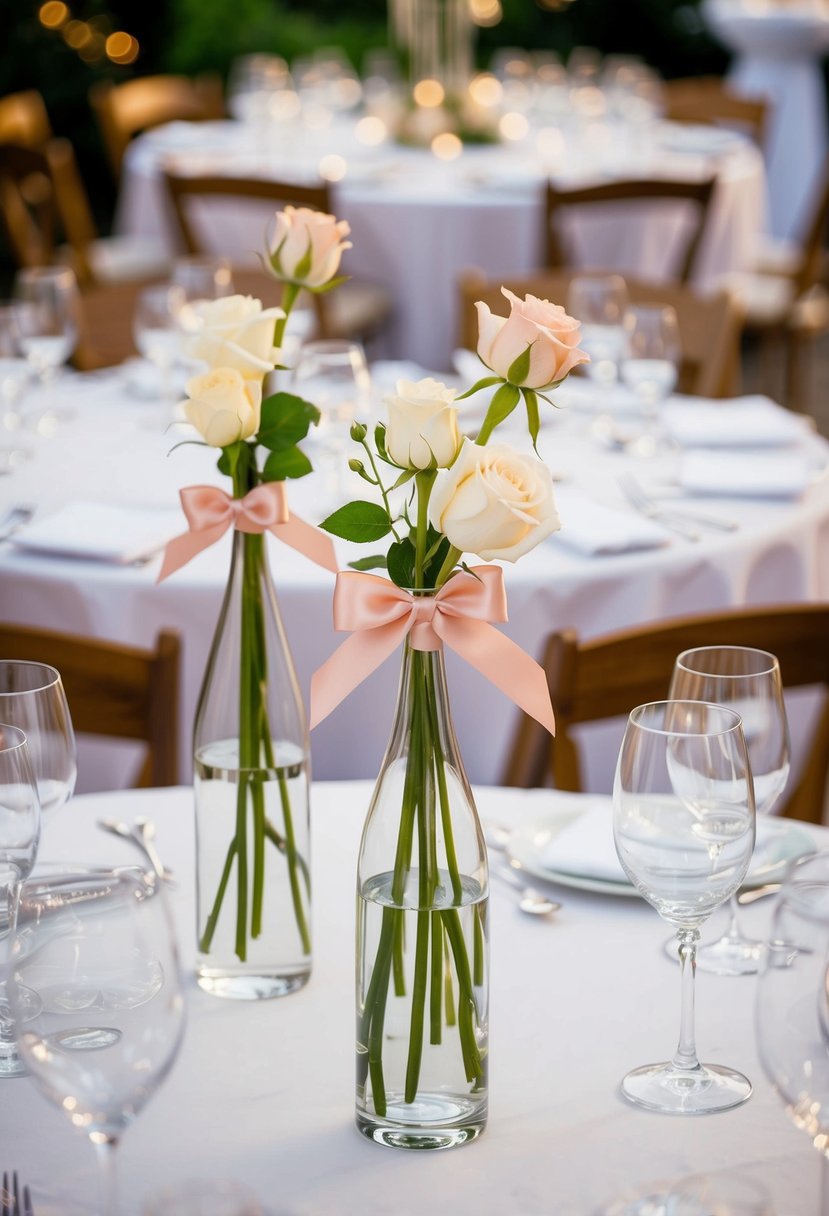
0,90,52,148
662,76,768,145
90,74,225,176
0,626,181,787
501,604,829,824
793,158,829,297
0,142,58,268
457,268,743,398
544,177,716,284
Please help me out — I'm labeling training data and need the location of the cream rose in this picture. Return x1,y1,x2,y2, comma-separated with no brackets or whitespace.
429,438,560,562
385,378,461,469
269,206,352,289
476,287,589,389
183,368,262,448
189,295,282,379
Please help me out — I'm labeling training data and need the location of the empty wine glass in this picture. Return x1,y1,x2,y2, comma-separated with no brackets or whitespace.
613,700,755,1113
12,266,79,384
9,866,186,1214
621,304,680,455
756,852,829,1171
290,339,371,499
0,724,41,1079
566,274,629,388
170,257,235,336
669,647,790,976
133,284,187,414
0,661,77,823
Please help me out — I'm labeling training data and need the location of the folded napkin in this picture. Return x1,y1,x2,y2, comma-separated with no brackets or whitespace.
678,451,814,499
551,487,670,556
664,395,808,449
11,502,184,565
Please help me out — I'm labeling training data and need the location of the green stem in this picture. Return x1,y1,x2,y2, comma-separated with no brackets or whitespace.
405,910,430,1102
429,911,443,1044
277,767,312,955
434,544,462,589
361,436,403,543
413,471,435,586
198,837,238,953
274,281,300,351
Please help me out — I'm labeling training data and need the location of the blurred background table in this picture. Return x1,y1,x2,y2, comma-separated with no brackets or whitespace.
115,115,768,369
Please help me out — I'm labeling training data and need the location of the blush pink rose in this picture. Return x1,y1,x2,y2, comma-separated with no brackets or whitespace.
269,206,352,289
475,287,589,390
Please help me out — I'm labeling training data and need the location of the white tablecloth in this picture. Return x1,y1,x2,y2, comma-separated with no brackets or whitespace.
116,117,769,368
2,368,828,794
1,783,821,1215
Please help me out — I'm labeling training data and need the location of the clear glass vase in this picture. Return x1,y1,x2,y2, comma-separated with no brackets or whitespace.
194,529,311,999
356,625,489,1149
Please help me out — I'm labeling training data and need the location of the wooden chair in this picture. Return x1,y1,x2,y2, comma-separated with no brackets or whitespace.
164,170,392,345
662,76,768,146
544,176,717,284
0,626,181,787
0,142,58,269
457,269,743,398
501,604,829,824
90,74,225,177
0,90,52,148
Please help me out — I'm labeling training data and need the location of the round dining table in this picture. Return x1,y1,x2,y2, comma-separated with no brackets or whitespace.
115,113,769,369
1,364,827,796
0,781,822,1215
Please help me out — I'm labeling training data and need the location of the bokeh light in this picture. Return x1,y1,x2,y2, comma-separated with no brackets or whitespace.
432,132,463,161
413,79,445,108
38,2,68,29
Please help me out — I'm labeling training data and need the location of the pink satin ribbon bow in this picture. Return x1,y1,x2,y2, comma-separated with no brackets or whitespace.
157,483,338,582
310,565,555,735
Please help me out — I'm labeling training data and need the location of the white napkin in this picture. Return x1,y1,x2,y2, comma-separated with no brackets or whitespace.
11,502,183,564
678,451,814,498
664,395,808,449
551,487,670,556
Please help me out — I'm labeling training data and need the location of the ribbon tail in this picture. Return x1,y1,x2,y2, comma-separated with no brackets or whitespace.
310,621,407,728
440,617,556,737
156,522,227,583
272,515,339,573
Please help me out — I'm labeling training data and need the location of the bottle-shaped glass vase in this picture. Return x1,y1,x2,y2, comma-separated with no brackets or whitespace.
356,626,489,1149
194,528,311,999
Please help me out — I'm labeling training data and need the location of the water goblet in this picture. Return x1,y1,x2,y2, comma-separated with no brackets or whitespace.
0,724,41,1078
12,266,80,434
0,661,76,823
9,865,186,1214
613,700,755,1113
170,257,235,336
132,284,187,416
566,274,629,389
620,303,680,455
668,646,790,976
290,339,371,499
756,853,829,1183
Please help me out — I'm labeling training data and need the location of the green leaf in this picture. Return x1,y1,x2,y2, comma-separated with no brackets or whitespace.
217,440,253,481
477,382,520,444
386,537,416,588
422,536,450,587
391,467,417,490
506,342,534,386
456,375,503,401
374,423,390,463
320,500,392,543
348,554,388,572
258,393,320,451
522,388,541,453
262,446,313,481
313,274,350,294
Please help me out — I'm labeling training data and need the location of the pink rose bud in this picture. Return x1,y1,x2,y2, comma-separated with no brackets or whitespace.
269,206,352,289
475,287,589,390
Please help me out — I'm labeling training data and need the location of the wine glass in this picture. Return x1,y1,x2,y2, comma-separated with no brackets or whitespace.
132,284,187,413
620,304,680,455
756,853,829,1174
12,267,80,434
290,339,371,499
0,661,77,823
170,257,235,336
669,646,790,976
9,865,186,1214
613,700,755,1113
566,274,629,389
0,724,41,1079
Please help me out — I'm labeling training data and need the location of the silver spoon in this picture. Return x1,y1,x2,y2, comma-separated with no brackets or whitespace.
490,863,560,916
97,816,174,882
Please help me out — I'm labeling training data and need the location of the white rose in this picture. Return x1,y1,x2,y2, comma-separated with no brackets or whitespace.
189,295,283,378
268,206,352,289
429,438,560,562
183,368,262,448
385,377,460,469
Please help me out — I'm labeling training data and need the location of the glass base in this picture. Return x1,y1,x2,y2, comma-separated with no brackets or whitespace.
621,1061,752,1114
663,931,765,976
196,966,310,1000
0,1041,26,1078
357,1092,486,1151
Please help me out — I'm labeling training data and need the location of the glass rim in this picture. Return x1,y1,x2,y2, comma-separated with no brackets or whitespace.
0,722,28,752
674,645,780,679
0,660,62,694
628,699,744,738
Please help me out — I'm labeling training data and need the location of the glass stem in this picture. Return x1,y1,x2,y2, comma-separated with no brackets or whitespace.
93,1137,119,1216
723,893,743,942
672,927,701,1073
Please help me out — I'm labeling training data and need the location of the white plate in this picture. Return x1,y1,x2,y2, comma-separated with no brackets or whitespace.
506,809,817,898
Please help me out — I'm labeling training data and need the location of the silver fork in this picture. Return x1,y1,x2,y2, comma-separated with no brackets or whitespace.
619,473,739,534
1,1171,34,1216
0,504,35,543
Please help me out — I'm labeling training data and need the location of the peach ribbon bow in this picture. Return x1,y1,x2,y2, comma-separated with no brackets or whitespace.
157,483,338,582
310,565,556,734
